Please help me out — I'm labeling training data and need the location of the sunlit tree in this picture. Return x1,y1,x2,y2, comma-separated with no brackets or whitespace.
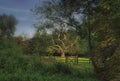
51,28,80,57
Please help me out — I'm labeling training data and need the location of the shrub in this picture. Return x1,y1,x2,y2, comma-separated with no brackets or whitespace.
31,56,45,72
0,39,23,73
52,62,73,75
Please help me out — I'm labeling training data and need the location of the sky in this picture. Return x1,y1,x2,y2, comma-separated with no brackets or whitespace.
0,0,43,38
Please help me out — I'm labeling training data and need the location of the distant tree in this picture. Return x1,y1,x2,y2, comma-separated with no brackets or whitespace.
0,14,17,39
33,1,85,57
51,28,80,57
33,0,95,54
14,35,29,54
28,26,52,55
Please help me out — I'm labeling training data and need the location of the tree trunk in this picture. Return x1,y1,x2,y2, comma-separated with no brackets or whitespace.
61,52,65,58
87,15,92,51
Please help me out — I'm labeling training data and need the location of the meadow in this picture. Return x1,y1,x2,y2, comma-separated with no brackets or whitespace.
0,55,103,81
0,40,102,81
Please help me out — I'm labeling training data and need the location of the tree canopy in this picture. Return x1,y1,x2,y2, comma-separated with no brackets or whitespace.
0,14,17,39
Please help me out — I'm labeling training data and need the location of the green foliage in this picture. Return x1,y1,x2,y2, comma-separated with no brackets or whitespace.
0,14,17,39
14,36,30,54
52,62,73,74
46,47,55,54
0,42,102,81
88,0,120,80
28,32,51,55
0,39,22,56
0,40,23,73
0,62,102,81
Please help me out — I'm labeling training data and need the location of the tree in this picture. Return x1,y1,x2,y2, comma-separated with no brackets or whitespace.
14,36,29,54
34,0,120,80
90,0,120,80
33,0,99,53
65,0,120,80
33,0,86,57
50,28,80,57
28,25,52,55
32,22,81,57
0,14,17,39
66,0,120,80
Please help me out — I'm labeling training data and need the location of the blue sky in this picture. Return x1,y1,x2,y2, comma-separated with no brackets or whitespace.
0,0,43,38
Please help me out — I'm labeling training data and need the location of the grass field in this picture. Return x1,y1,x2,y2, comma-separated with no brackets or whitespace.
0,55,103,81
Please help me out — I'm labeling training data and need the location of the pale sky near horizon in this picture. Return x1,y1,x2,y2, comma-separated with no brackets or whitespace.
0,0,43,38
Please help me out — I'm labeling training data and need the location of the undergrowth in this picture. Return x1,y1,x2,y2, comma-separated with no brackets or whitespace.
0,40,102,81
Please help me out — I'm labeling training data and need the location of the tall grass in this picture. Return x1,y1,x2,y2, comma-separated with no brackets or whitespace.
0,40,102,81
0,56,102,81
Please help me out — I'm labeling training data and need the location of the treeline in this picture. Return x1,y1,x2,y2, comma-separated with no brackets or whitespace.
0,13,88,57
14,28,88,57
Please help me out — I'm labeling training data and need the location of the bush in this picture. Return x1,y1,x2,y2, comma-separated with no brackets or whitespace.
52,62,72,74
0,40,24,73
31,56,45,72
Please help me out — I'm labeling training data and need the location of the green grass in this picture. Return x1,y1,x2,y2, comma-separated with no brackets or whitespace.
0,54,99,81
0,39,103,81
0,72,101,81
